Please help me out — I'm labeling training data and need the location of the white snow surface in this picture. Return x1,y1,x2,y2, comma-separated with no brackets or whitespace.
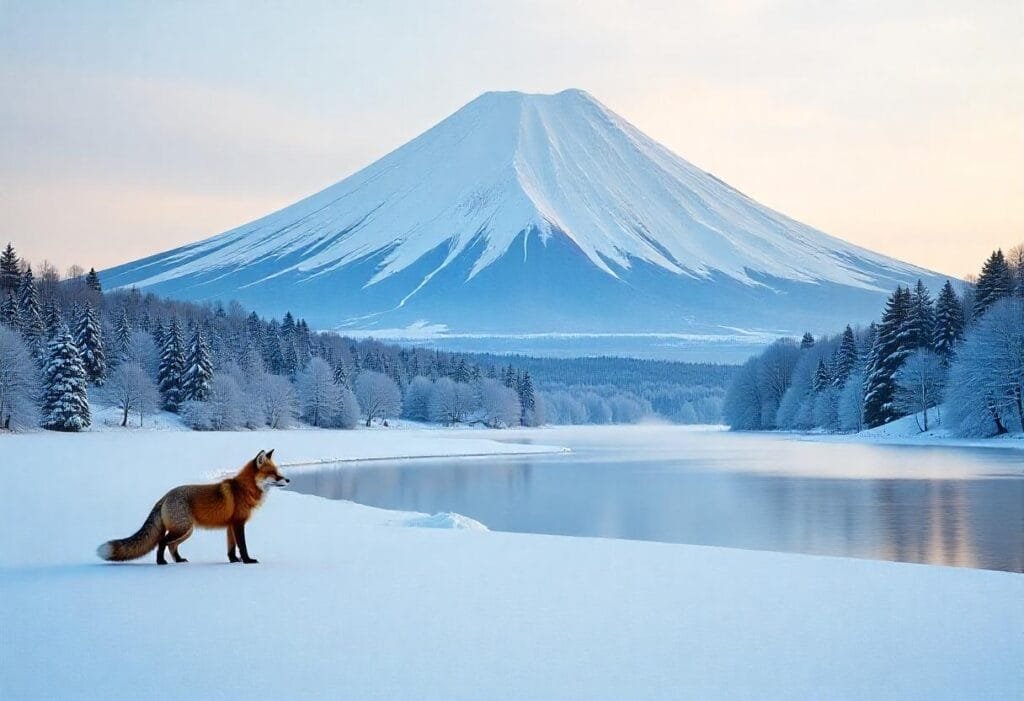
2,427,1021,700
117,90,931,293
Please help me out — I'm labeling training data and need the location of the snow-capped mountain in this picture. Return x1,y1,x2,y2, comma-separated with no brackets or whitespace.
104,89,948,352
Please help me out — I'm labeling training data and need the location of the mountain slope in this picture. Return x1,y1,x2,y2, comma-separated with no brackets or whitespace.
103,89,948,346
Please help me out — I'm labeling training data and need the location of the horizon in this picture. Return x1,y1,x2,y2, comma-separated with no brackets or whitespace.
3,2,1021,278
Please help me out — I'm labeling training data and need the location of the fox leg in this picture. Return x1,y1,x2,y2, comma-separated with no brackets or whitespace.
168,525,194,563
227,527,239,563
233,522,258,564
156,530,170,565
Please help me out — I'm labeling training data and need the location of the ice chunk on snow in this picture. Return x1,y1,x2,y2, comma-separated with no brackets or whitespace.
401,511,489,531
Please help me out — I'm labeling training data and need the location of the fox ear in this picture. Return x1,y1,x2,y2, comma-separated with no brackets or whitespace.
266,449,275,460
255,450,266,467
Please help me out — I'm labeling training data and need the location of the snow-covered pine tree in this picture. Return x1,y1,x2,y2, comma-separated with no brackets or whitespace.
503,364,516,389
281,339,299,379
85,267,102,293
151,320,166,350
812,359,832,393
280,312,296,343
40,322,91,431
863,286,913,428
74,303,106,385
933,280,965,364
262,323,284,374
0,243,20,295
800,332,815,350
113,306,133,365
181,326,213,402
974,249,1014,319
517,371,536,426
1,292,17,328
16,266,44,356
333,359,349,387
245,311,264,349
452,358,470,384
43,301,63,339
158,319,185,411
832,325,858,388
905,280,935,350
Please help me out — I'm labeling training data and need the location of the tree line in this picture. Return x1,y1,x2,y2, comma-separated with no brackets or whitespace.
724,245,1024,437
0,243,548,432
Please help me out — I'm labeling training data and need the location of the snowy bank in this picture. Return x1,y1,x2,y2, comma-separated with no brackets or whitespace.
800,404,1024,455
1,429,1021,700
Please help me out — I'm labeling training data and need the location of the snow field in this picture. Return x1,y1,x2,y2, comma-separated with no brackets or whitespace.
1,428,1021,700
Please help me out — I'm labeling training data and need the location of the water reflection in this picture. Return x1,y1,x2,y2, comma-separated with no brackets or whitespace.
289,430,1024,573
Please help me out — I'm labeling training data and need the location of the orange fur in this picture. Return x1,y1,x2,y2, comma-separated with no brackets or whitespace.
97,449,288,565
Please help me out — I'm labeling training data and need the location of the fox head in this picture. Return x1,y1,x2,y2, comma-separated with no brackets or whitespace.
254,449,289,488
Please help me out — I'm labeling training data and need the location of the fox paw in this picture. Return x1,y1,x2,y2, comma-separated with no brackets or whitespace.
242,558,259,564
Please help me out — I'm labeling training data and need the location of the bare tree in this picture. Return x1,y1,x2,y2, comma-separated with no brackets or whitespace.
297,357,341,427
475,377,520,427
947,298,1024,435
253,373,297,429
429,377,477,426
103,362,160,427
354,370,401,427
893,350,945,432
0,327,39,430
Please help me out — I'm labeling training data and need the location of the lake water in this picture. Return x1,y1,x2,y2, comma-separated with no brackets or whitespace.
288,426,1024,573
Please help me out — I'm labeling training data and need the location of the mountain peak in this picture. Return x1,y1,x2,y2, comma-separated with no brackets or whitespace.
103,90,945,344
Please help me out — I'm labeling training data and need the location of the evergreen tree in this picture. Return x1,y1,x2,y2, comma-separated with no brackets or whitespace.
158,319,185,412
74,304,106,385
40,322,91,431
281,339,299,379
503,364,516,389
113,306,133,365
905,280,935,349
863,287,913,428
452,358,470,384
16,266,44,355
0,243,20,295
1,292,17,327
832,325,858,388
43,301,63,339
281,312,296,342
800,332,815,350
517,371,536,425
181,327,214,402
933,280,965,364
812,359,832,393
333,359,349,387
152,320,166,350
262,323,284,374
245,311,263,348
974,249,1014,318
85,267,102,293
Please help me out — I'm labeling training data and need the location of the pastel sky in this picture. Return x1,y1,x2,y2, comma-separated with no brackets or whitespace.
1,1,1021,278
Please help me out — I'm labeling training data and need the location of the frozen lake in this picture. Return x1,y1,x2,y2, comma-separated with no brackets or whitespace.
289,426,1024,573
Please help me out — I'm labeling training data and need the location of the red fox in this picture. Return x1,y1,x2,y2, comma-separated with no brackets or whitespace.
97,449,289,565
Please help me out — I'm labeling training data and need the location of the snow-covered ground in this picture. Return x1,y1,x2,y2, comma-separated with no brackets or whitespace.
801,404,1024,453
1,428,1021,700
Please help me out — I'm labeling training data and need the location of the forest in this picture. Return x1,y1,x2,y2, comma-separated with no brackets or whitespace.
0,243,730,432
724,245,1024,437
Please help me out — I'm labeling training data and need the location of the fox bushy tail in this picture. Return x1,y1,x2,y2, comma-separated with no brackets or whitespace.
97,499,165,561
